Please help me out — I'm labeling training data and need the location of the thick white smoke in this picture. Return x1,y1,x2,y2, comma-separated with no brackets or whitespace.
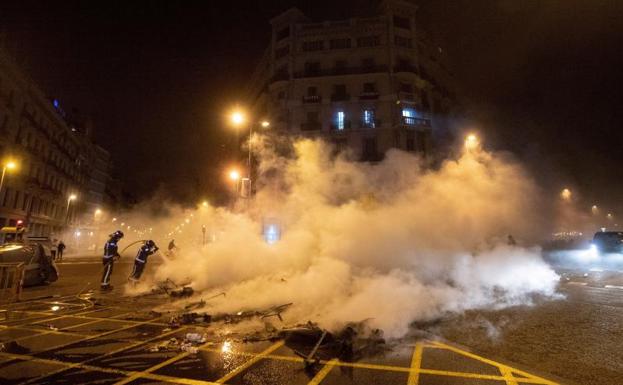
123,137,559,338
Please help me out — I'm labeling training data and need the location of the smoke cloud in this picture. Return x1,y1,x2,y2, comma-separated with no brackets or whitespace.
118,136,559,338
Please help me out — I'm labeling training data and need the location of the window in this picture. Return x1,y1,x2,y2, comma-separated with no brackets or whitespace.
363,82,377,93
330,38,351,49
275,45,290,59
399,82,413,93
394,35,412,48
393,15,411,30
357,36,380,47
307,86,318,96
307,111,319,123
363,137,378,160
402,107,418,125
277,91,286,100
277,26,290,41
13,190,20,209
334,60,347,71
302,40,324,51
363,109,376,128
22,193,29,211
304,62,321,76
333,84,347,95
406,132,415,151
362,57,376,68
336,111,345,130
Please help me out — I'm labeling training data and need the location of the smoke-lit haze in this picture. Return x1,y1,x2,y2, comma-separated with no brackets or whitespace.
114,137,559,338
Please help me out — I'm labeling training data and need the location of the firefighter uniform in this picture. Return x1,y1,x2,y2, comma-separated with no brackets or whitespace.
101,231,124,291
129,240,158,281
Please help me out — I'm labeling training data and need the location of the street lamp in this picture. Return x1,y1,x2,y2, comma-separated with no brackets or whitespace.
464,133,479,151
229,169,240,182
228,107,270,194
560,188,572,201
0,159,18,197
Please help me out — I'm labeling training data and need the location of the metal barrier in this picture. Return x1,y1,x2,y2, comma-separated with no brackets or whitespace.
0,263,25,305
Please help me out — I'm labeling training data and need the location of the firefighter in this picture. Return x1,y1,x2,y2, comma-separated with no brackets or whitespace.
129,240,159,282
100,230,124,291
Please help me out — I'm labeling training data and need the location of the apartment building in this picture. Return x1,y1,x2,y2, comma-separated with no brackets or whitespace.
248,0,457,161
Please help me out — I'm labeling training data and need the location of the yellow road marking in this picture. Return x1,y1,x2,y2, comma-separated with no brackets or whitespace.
429,341,559,385
501,366,520,385
216,340,285,383
113,351,193,385
307,358,337,385
407,342,424,385
17,321,184,385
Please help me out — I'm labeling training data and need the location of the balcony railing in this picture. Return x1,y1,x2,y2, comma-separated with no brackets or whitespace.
360,119,381,129
301,122,322,131
359,92,379,100
393,64,419,74
330,121,352,131
302,95,321,104
330,93,351,102
401,116,431,127
294,65,388,79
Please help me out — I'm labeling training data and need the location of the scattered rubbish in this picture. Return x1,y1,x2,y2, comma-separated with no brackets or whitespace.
47,324,58,331
148,333,207,355
170,287,194,298
211,303,293,324
280,321,386,368
0,341,30,354
185,332,206,343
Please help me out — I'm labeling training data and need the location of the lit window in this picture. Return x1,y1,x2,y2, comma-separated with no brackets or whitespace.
363,109,375,128
402,108,417,125
402,108,416,117
336,111,345,130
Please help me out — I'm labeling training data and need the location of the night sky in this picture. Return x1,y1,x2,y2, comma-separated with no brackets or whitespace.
1,1,622,210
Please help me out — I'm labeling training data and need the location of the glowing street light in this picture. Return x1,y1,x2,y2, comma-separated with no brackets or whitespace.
230,110,246,126
591,205,599,215
464,133,479,151
202,200,208,207
261,120,270,128
0,159,18,196
229,169,241,182
560,188,572,201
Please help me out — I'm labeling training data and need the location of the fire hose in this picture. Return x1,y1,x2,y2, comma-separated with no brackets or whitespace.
76,239,150,296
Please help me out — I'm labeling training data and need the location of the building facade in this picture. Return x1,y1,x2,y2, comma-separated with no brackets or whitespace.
248,0,457,161
0,46,115,238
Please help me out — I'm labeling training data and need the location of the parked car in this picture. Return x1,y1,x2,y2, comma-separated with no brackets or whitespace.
0,226,59,286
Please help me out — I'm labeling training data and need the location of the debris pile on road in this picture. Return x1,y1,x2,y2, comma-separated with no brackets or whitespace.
149,332,208,355
280,321,387,368
0,341,30,354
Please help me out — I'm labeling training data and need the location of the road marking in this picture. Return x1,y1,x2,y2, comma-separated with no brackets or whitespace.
501,366,520,385
429,341,559,385
307,358,337,385
16,324,187,385
216,340,285,383
604,285,623,290
407,341,424,385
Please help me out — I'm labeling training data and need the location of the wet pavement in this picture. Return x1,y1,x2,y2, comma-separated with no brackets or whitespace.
0,256,617,384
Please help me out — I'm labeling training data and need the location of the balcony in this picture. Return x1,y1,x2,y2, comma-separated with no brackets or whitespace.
394,64,419,74
302,95,321,104
360,119,381,129
330,93,351,102
301,122,322,131
397,92,415,102
359,92,379,100
330,121,352,131
401,116,431,128
293,65,388,79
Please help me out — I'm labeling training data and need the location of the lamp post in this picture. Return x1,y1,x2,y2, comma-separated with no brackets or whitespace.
229,108,269,197
0,160,17,197
65,194,77,224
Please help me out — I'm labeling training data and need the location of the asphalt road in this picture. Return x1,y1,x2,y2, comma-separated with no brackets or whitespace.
0,252,621,385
